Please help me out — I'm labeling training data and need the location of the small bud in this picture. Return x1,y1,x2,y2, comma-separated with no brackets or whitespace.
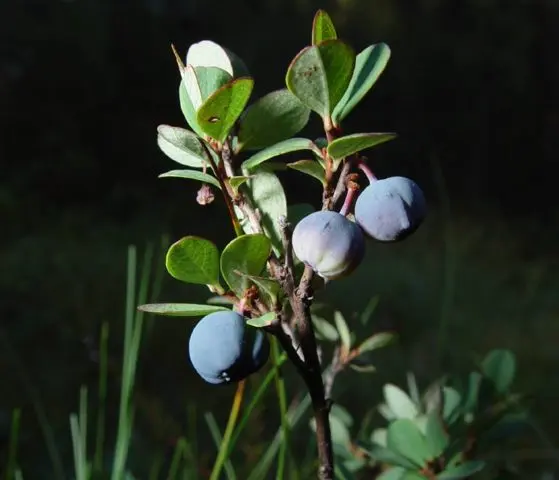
196,184,215,205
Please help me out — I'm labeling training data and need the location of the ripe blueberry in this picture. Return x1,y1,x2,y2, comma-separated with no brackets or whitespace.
355,176,426,242
188,311,270,385
292,210,365,280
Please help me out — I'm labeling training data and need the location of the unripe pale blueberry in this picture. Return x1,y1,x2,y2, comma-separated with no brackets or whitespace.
355,176,426,242
292,211,365,280
188,311,270,385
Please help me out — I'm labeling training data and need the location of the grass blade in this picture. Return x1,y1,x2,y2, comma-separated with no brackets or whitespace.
94,321,109,474
205,411,237,480
5,408,22,480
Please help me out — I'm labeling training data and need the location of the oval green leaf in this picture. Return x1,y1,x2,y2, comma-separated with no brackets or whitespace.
197,77,254,143
233,273,281,308
237,89,311,151
158,169,221,189
424,412,449,459
386,419,431,468
165,236,221,287
286,40,355,118
384,384,420,419
437,461,485,479
179,79,207,138
137,303,228,317
367,446,417,470
327,132,397,161
241,137,321,171
227,175,250,195
246,312,276,327
332,43,391,125
287,159,326,185
186,40,249,78
333,311,351,350
312,9,337,45
312,315,339,342
220,234,271,295
156,125,210,168
245,171,287,253
376,467,406,480
357,332,397,354
481,349,516,394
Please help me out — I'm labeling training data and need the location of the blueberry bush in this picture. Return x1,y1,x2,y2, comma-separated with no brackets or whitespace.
131,10,531,480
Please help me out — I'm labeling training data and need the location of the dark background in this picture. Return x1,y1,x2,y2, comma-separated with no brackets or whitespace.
2,0,559,478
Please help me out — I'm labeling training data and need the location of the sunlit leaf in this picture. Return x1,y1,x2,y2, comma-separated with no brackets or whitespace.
237,89,311,151
357,332,396,354
165,236,221,287
220,234,271,295
241,138,321,171
334,311,351,351
137,303,228,317
158,169,221,189
197,77,254,142
286,40,355,118
245,171,287,254
327,132,397,161
333,43,391,124
312,315,339,342
312,9,337,45
156,125,211,168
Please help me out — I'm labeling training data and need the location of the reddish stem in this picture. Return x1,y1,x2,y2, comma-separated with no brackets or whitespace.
338,186,357,217
357,160,377,184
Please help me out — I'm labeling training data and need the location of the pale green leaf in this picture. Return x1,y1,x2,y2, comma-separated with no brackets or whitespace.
158,169,221,189
327,132,397,161
137,303,228,317
333,43,391,124
156,124,210,168
241,137,321,171
312,9,337,45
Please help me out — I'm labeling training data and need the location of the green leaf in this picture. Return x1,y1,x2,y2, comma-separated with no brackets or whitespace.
137,303,228,317
227,176,250,195
237,89,311,151
424,413,449,459
158,169,221,189
245,171,287,254
241,137,321,171
442,387,462,423
312,9,337,45
384,384,420,419
367,446,417,470
357,332,396,354
286,40,355,118
186,40,249,77
377,467,406,480
220,234,271,295
179,78,206,138
287,159,326,185
312,315,339,342
332,43,391,124
156,125,211,168
327,132,397,161
348,363,376,373
437,461,485,479
333,311,351,350
166,237,221,287
330,404,353,428
481,349,516,393
197,77,254,142
246,312,276,327
386,419,431,469
184,66,233,110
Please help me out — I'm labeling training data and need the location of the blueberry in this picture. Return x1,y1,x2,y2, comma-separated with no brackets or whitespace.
292,210,365,280
355,176,426,242
188,311,270,385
